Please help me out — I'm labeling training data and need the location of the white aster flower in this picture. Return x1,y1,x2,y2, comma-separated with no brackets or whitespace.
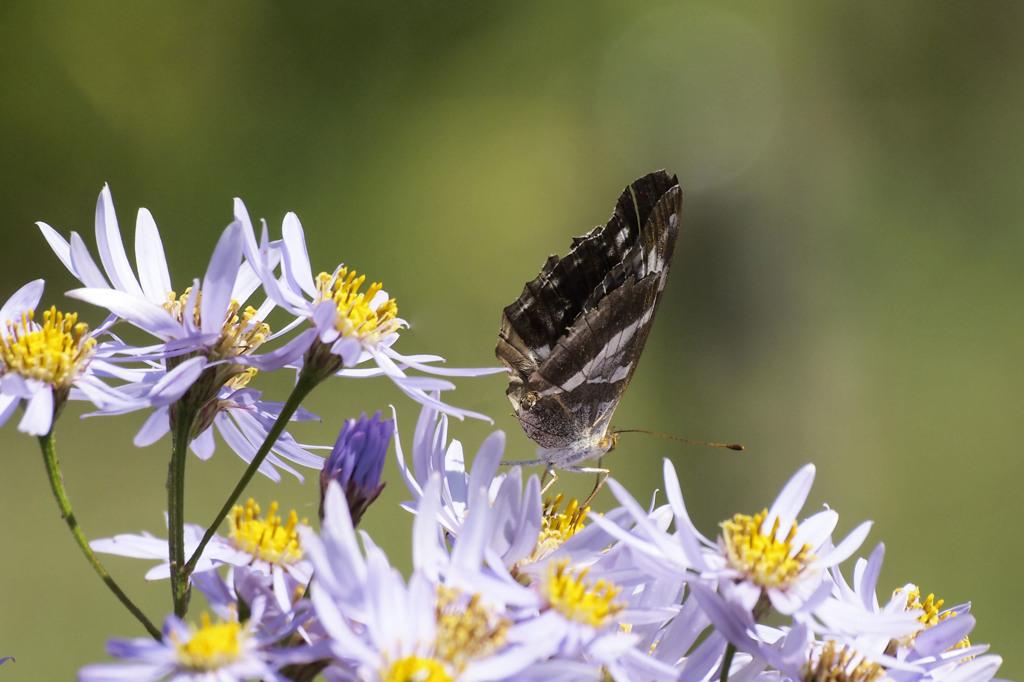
0,279,127,435
235,202,503,421
38,185,323,479
395,398,544,569
303,478,546,681
91,499,313,613
77,598,305,682
601,460,872,617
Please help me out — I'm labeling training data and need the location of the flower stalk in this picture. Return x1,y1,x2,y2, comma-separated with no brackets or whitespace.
182,366,320,579
38,430,160,638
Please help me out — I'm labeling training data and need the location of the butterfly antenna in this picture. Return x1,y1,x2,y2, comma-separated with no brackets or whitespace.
614,429,744,451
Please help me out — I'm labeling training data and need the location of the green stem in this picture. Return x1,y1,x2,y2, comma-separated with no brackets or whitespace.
38,431,161,639
183,368,320,576
719,642,737,682
167,406,197,617
719,592,773,682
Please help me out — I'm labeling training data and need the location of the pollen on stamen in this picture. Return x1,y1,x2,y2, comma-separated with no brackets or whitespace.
315,268,401,345
435,587,509,673
163,288,271,362
896,585,971,651
542,559,624,628
228,499,306,566
382,656,453,682
803,640,885,682
720,509,814,590
0,306,96,388
172,611,245,672
522,495,590,567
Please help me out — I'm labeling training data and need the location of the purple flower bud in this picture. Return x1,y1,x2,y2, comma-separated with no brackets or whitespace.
319,412,393,526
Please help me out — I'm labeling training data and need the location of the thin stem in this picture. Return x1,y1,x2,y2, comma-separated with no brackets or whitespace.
38,431,161,639
184,368,320,576
167,405,197,618
719,642,737,682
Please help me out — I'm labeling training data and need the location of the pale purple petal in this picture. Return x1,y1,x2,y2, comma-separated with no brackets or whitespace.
467,431,504,492
133,207,172,304
663,458,714,569
95,185,145,297
792,509,838,549
146,356,207,405
189,427,215,460
200,222,244,336
280,212,317,298
412,475,446,577
66,231,111,289
764,463,815,533
242,328,317,371
66,287,182,339
942,655,1003,682
0,394,19,428
818,520,872,568
134,406,171,446
856,543,886,610
0,279,44,325
19,386,54,435
36,222,74,271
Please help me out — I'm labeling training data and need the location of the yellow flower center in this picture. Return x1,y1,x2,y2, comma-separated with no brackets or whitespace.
896,585,970,650
542,559,623,627
316,268,400,345
720,509,813,589
173,612,245,671
522,495,589,566
0,307,95,388
163,289,270,373
228,499,305,565
382,656,453,682
435,587,509,673
803,640,885,682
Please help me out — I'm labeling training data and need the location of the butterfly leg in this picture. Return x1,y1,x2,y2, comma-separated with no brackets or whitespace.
576,459,610,508
540,465,559,496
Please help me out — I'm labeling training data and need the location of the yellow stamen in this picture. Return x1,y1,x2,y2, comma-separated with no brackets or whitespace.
542,559,623,627
173,612,245,671
522,495,590,566
228,499,305,565
720,510,813,589
435,587,509,673
804,640,885,682
897,585,971,651
163,288,270,369
0,307,95,388
315,268,400,345
382,656,453,682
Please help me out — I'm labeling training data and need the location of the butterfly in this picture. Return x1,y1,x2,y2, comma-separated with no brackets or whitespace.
496,170,681,471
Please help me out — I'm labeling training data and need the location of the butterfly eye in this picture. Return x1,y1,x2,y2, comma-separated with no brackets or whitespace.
522,391,540,410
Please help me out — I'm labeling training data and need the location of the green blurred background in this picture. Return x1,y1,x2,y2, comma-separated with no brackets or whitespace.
1,2,1021,679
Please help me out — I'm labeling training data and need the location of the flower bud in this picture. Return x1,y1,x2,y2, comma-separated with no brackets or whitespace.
319,411,393,526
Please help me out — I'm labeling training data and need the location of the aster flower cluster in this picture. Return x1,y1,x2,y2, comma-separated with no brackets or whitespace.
0,186,1007,681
